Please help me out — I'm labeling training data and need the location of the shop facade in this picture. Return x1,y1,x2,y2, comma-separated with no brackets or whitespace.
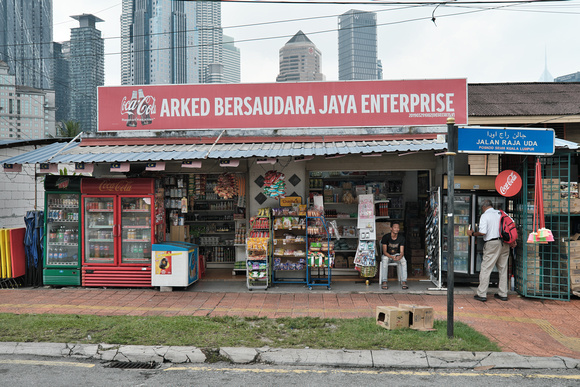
3,80,580,299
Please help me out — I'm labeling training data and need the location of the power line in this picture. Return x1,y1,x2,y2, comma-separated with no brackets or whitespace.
3,1,571,63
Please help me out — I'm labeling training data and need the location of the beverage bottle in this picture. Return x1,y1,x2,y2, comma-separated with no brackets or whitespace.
100,245,105,259
104,244,109,258
138,244,143,258
94,244,100,258
58,247,64,261
126,90,138,127
139,89,153,125
63,229,70,244
48,249,53,262
143,244,150,257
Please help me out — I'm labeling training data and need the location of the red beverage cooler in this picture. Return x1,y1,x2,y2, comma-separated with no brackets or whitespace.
81,178,156,287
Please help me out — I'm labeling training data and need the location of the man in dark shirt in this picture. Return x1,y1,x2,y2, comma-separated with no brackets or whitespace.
379,222,408,290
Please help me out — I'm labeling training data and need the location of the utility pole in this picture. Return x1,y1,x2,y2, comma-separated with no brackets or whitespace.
446,117,457,338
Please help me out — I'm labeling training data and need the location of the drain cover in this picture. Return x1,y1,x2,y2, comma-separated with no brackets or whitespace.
107,361,158,369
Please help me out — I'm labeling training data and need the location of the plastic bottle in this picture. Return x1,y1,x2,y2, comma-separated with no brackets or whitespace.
510,275,515,291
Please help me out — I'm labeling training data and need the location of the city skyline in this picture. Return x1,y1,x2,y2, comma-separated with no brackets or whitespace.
51,1,580,86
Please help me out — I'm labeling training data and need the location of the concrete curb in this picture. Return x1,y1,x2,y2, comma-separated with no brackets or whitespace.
1,342,578,369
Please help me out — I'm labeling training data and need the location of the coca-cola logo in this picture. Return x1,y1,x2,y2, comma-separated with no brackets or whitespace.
495,170,522,197
120,89,156,127
98,180,133,192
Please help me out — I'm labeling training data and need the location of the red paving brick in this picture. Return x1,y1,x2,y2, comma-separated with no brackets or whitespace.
0,288,579,359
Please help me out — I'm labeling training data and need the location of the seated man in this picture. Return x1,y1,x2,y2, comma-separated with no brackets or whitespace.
380,222,408,290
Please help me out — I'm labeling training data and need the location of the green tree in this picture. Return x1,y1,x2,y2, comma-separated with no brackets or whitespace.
57,120,82,138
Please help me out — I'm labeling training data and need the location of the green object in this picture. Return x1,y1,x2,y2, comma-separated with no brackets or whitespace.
43,269,81,286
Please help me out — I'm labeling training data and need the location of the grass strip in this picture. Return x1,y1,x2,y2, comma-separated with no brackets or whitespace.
0,314,500,352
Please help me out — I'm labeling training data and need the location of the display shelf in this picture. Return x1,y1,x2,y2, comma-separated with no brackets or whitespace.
271,213,307,285
306,212,333,290
246,236,270,290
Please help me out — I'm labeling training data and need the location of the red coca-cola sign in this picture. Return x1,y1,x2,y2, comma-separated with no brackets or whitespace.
495,170,522,197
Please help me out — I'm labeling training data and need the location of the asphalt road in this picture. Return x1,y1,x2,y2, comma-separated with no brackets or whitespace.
1,356,579,387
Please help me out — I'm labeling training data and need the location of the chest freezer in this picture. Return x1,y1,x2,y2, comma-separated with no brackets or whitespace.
151,242,199,287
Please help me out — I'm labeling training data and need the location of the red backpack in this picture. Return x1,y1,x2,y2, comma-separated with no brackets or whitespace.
499,210,517,248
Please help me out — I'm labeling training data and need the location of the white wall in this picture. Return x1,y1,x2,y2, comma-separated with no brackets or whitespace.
248,157,307,215
0,146,44,229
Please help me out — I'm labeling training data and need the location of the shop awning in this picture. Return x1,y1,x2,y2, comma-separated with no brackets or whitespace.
1,138,446,164
2,137,577,165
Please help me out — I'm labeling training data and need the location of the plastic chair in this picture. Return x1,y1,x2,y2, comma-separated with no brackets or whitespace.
378,243,402,289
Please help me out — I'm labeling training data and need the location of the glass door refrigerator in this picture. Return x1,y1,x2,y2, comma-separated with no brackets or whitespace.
472,194,507,280
81,178,156,287
442,193,472,280
43,176,83,285
442,191,507,283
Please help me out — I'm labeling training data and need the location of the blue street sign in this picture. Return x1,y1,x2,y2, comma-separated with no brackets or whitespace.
457,127,555,155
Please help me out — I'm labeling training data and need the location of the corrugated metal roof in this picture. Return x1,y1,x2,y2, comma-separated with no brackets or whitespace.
1,138,445,164
469,83,580,117
2,137,576,165
1,142,80,164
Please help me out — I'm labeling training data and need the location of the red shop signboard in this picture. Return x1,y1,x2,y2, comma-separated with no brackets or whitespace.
97,79,468,132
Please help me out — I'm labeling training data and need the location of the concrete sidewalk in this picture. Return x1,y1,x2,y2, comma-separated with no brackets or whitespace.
1,342,578,370
0,279,579,368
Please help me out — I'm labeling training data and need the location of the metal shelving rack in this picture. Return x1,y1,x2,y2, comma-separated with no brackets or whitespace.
306,212,333,290
271,213,307,285
246,210,271,290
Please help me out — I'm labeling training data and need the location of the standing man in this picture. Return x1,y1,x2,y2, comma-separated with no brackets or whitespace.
467,199,510,302
380,222,408,290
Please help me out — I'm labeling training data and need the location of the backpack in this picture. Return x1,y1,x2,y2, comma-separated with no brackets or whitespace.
499,210,517,248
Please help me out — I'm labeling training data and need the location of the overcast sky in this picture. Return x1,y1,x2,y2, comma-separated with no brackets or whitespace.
53,0,580,86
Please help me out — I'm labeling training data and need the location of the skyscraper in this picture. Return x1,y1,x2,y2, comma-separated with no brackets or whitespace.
69,14,104,133
53,41,70,124
222,35,240,84
276,31,324,83
0,0,54,90
196,1,223,83
338,10,378,81
0,60,56,140
121,0,198,85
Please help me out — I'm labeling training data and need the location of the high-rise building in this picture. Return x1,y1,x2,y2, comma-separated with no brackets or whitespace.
222,35,240,84
69,14,104,133
338,10,378,81
0,0,54,90
0,60,56,140
121,0,198,85
555,72,580,83
53,41,70,124
276,31,324,83
196,1,223,83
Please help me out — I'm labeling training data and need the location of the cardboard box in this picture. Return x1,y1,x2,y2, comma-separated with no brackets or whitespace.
542,178,560,185
411,255,425,264
376,306,409,330
169,225,189,242
376,221,391,239
347,256,355,267
570,258,580,269
398,304,435,330
411,263,424,277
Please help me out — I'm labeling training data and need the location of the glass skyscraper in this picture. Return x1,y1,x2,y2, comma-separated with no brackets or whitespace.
196,1,223,83
69,14,104,133
121,0,198,85
0,0,54,90
222,35,240,84
338,9,378,81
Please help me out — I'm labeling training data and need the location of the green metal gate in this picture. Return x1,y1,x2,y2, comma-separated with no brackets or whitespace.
514,153,575,301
